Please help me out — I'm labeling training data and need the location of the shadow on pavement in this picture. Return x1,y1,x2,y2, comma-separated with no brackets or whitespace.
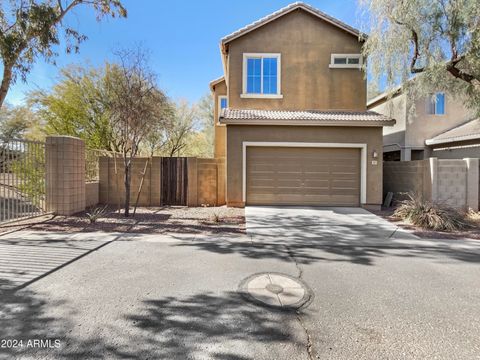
173,209,480,266
0,283,304,360
0,232,133,291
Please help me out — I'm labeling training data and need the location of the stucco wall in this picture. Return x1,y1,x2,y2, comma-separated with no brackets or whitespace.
225,125,383,207
213,80,227,159
371,92,475,153
408,95,474,148
370,93,407,151
226,9,366,111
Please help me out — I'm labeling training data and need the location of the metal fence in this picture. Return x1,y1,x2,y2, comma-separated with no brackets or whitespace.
0,139,46,224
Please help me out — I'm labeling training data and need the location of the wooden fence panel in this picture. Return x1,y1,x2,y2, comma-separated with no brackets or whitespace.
161,157,188,205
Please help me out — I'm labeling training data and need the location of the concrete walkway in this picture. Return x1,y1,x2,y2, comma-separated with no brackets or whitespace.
0,207,479,359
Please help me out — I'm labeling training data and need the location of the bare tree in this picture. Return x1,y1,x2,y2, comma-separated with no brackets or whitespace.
163,100,194,157
0,0,127,109
107,47,169,216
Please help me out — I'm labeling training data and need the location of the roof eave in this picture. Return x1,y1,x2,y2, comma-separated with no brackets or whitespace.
209,76,225,92
219,119,396,127
425,133,480,146
221,3,365,47
366,85,403,108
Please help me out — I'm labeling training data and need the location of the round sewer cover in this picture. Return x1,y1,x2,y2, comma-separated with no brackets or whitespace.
238,272,313,310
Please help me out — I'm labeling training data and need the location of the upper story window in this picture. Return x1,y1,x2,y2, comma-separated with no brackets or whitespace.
219,96,228,110
242,53,282,99
218,96,228,123
329,54,362,69
426,93,445,115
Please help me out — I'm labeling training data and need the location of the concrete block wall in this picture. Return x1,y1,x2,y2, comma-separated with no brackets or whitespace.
383,160,430,199
99,156,226,207
99,156,157,207
384,158,479,210
85,182,99,208
216,158,226,205
197,158,218,206
436,159,467,208
45,136,86,215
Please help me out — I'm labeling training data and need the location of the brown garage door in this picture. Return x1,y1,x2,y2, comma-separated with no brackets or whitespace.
246,147,360,206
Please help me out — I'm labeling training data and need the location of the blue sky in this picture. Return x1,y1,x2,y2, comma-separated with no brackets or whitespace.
5,0,361,106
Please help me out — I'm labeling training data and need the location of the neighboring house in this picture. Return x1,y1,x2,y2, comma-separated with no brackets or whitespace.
368,89,480,161
210,2,395,209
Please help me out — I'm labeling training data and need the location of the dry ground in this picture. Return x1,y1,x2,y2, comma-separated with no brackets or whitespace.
0,206,245,236
372,208,480,240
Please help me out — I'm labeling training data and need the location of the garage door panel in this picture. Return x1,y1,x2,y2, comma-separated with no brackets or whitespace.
246,147,360,206
332,179,358,187
303,179,330,187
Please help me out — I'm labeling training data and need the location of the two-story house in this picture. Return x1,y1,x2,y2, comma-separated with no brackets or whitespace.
210,2,395,209
368,89,480,161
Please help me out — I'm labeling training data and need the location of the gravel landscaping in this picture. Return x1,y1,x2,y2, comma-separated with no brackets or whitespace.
0,206,245,235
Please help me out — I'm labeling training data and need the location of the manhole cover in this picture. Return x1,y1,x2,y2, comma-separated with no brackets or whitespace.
239,272,313,310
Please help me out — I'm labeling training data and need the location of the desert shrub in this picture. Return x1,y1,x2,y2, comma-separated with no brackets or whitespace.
211,210,221,223
466,209,480,222
86,205,108,224
394,193,468,231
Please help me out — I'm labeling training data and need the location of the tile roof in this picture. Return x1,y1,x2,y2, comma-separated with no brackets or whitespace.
426,118,480,145
221,2,363,45
220,109,395,126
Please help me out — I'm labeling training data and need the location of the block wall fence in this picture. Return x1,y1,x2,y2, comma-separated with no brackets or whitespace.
45,136,87,215
44,135,225,216
98,156,226,208
45,136,477,214
384,158,479,210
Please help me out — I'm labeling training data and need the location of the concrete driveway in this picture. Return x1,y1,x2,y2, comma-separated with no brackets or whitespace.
1,207,480,359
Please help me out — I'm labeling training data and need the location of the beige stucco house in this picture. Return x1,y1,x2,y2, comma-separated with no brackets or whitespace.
210,2,395,209
368,89,480,161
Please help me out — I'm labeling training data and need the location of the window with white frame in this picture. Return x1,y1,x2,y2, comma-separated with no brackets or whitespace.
218,95,228,122
329,54,362,69
426,93,445,115
242,53,281,98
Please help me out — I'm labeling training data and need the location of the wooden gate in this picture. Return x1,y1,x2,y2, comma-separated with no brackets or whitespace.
161,157,188,205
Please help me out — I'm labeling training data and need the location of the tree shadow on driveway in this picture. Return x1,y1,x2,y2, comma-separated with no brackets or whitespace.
1,279,305,360
172,211,480,266
124,291,305,360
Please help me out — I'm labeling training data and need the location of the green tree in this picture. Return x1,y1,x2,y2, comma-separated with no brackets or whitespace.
154,96,215,158
0,103,42,141
361,0,480,114
33,64,119,150
194,92,214,157
161,99,195,157
0,0,127,109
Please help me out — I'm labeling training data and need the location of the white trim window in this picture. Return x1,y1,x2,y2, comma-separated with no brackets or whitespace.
218,95,228,124
242,53,282,98
426,92,446,115
329,54,363,69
